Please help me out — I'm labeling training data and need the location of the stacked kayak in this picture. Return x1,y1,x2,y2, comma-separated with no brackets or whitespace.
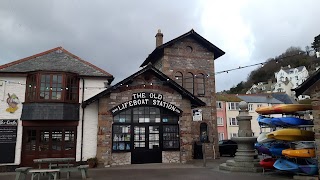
257,116,313,127
266,128,314,141
256,104,312,115
273,158,300,173
282,148,316,158
259,158,276,169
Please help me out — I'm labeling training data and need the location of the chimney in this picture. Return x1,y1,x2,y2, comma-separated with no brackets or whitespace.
155,29,163,47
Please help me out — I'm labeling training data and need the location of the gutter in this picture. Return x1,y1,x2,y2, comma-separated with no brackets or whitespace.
80,78,85,163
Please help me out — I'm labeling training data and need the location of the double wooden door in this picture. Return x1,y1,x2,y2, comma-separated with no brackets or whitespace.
131,124,162,164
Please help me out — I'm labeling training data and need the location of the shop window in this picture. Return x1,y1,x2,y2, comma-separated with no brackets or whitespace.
184,72,194,94
26,72,79,103
174,71,183,87
113,125,131,151
196,73,205,95
163,125,179,149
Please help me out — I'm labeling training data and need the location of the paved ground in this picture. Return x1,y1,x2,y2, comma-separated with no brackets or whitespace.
0,157,302,180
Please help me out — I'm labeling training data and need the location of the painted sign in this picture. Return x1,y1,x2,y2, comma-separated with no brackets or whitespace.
6,93,20,113
110,92,182,115
0,119,18,163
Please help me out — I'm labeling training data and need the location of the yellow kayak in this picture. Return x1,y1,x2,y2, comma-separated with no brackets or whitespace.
256,104,312,115
267,129,314,141
282,148,315,158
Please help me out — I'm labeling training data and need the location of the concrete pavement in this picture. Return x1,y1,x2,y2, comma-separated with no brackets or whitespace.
0,157,297,180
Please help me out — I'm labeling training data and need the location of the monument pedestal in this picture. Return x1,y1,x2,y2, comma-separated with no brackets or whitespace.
219,102,263,173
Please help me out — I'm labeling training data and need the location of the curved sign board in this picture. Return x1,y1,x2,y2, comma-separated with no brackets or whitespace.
110,92,182,116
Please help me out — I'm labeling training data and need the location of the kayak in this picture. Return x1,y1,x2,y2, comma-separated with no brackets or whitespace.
267,129,314,141
256,104,312,115
282,148,315,158
273,158,300,173
299,164,318,175
257,132,275,143
290,141,315,150
260,158,276,169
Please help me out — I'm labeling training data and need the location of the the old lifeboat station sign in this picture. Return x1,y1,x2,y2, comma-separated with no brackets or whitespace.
110,92,182,115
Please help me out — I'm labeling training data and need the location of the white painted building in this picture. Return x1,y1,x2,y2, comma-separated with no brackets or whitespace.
0,47,114,167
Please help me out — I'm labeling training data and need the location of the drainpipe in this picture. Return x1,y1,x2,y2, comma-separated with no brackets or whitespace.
80,78,85,163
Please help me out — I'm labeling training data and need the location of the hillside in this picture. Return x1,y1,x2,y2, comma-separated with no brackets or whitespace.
225,46,319,94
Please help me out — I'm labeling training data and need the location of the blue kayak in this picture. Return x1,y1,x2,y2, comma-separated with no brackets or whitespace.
273,158,300,173
257,116,313,127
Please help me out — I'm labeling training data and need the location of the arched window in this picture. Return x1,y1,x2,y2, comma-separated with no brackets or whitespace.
196,73,205,95
174,72,183,86
185,72,194,94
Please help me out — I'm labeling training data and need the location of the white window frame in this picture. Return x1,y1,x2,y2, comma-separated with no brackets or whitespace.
217,117,224,126
230,133,238,138
248,104,253,111
228,102,239,110
218,133,224,141
229,117,238,126
216,101,222,109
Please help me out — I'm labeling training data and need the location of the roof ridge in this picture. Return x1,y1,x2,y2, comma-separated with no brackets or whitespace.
0,47,113,77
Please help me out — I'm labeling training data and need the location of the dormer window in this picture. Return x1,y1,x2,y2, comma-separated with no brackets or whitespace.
26,72,79,103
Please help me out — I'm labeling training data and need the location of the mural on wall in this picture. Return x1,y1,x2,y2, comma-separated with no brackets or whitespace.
6,93,20,113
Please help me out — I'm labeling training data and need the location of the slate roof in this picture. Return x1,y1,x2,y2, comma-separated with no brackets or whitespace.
140,29,225,67
82,64,206,108
282,66,305,73
0,47,114,79
269,93,297,104
236,94,283,104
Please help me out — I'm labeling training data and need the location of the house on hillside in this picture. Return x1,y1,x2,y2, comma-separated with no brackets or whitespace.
0,47,114,166
247,65,310,100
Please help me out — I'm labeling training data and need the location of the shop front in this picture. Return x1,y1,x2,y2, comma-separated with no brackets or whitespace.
111,92,182,164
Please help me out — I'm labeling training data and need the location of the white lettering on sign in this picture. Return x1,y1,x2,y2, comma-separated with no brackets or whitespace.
110,92,182,115
0,120,18,126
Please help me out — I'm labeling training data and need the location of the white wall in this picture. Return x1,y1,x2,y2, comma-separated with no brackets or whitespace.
0,77,26,165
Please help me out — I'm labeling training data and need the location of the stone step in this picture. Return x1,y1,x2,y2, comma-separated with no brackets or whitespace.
219,162,263,173
226,159,261,168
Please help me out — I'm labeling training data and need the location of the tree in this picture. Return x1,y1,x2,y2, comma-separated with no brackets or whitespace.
311,34,320,52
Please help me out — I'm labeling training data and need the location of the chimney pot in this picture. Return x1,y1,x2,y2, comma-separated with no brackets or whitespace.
155,29,163,47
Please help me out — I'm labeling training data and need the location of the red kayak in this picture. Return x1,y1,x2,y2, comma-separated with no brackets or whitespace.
260,158,276,169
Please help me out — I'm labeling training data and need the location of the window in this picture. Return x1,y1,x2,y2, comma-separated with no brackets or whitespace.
112,106,179,152
196,73,205,95
228,102,239,110
218,133,224,141
295,76,298,80
216,101,222,109
26,72,79,102
248,104,253,111
229,118,238,126
257,104,262,108
217,117,223,126
174,72,183,87
184,72,194,94
230,133,238,137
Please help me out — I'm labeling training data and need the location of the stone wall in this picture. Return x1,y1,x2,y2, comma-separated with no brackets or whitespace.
162,151,180,163
160,37,219,159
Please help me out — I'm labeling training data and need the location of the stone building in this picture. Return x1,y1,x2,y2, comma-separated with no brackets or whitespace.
83,29,225,165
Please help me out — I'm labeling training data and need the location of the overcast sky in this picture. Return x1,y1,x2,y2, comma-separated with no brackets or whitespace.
0,0,319,92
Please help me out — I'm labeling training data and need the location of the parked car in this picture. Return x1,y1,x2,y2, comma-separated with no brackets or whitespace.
219,140,238,156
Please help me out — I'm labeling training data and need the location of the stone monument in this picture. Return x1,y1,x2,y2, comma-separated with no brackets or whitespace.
219,101,263,172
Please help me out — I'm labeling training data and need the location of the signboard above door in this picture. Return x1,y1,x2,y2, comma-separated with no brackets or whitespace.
110,92,182,116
